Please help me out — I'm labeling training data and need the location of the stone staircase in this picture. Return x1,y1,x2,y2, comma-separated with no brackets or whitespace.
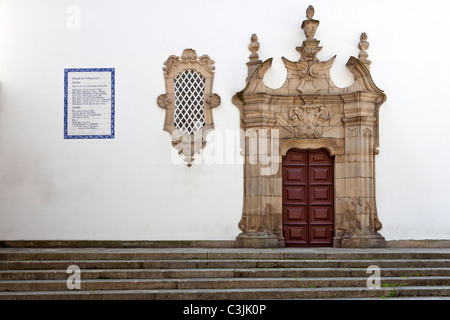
0,248,449,300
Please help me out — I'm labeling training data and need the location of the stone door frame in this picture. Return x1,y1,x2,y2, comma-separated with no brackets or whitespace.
233,6,387,248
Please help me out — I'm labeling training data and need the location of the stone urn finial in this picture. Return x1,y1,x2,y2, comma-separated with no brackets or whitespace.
301,5,320,40
358,32,372,69
358,33,369,57
248,33,260,61
246,33,262,83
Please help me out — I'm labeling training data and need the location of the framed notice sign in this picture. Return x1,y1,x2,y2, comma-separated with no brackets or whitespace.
64,68,115,139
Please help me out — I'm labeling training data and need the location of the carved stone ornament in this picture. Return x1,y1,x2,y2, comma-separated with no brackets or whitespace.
289,104,330,138
157,49,220,166
232,5,387,249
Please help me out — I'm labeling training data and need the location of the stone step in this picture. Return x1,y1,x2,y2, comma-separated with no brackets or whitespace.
1,276,448,292
1,259,449,270
1,249,450,261
1,286,449,300
1,267,450,281
1,248,449,300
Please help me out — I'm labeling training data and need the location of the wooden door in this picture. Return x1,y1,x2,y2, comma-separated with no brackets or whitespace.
282,149,334,247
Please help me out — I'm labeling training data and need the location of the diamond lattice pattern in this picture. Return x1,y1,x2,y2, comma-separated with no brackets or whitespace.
174,69,206,134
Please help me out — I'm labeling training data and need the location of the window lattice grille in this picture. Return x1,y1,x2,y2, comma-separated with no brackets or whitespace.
174,69,206,134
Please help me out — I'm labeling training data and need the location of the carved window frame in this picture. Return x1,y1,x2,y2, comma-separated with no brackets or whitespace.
157,49,220,166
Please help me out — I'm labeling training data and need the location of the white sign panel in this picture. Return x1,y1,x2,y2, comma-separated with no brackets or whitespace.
64,68,115,139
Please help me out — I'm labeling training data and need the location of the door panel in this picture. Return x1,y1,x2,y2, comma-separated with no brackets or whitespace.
309,225,333,244
283,186,307,204
282,149,334,247
309,167,333,184
285,226,308,244
283,167,307,184
284,206,308,222
309,151,332,165
309,206,333,224
285,151,307,164
309,186,333,204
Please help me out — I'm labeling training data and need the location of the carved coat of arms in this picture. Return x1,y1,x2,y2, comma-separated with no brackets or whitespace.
289,104,330,138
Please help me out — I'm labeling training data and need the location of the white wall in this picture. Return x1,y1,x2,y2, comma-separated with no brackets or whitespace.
0,0,449,241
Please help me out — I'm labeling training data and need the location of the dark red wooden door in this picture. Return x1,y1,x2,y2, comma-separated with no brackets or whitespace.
282,149,334,247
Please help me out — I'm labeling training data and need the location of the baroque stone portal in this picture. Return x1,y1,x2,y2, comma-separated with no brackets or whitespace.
232,5,387,248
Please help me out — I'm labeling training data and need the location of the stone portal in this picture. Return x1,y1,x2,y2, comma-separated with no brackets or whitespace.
232,5,387,248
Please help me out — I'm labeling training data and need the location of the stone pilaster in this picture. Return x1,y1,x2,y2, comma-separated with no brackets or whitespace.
339,92,386,248
236,122,284,248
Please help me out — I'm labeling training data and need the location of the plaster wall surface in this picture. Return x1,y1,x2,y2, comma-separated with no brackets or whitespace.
0,0,449,241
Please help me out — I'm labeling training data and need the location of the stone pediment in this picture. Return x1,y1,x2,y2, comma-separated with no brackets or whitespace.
237,50,384,99
236,5,385,101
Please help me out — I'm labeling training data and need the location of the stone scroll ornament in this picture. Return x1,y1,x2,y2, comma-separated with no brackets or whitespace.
157,49,221,166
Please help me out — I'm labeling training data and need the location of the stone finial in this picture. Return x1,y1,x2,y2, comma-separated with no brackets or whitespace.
181,48,198,60
301,5,320,40
358,32,372,69
306,5,315,19
248,33,260,61
246,33,262,83
297,5,322,62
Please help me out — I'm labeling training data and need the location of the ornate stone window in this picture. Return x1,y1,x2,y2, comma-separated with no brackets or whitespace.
158,49,221,166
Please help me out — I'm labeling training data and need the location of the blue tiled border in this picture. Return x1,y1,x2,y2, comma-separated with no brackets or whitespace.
64,68,115,139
